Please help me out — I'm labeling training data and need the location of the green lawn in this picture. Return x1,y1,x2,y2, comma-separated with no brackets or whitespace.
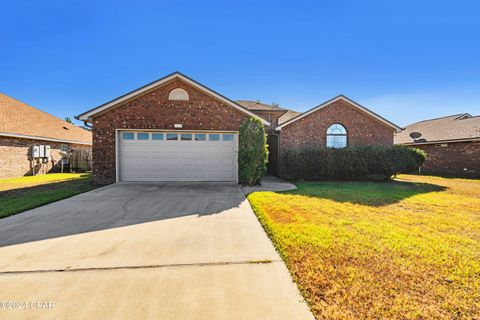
0,173,96,219
248,174,480,320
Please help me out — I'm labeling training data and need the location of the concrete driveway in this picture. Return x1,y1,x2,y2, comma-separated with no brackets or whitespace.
0,183,313,319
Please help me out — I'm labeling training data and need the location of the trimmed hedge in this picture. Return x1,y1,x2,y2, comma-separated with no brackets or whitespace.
282,145,426,181
238,117,269,186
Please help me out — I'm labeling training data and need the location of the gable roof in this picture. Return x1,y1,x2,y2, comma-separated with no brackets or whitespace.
275,95,402,132
237,100,303,125
278,110,301,124
236,100,286,112
0,93,92,145
77,72,270,126
395,113,480,145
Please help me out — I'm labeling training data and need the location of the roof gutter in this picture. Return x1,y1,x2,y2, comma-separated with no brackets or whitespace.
397,137,480,146
0,132,92,145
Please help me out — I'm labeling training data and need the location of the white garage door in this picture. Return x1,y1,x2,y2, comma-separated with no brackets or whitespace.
118,131,237,182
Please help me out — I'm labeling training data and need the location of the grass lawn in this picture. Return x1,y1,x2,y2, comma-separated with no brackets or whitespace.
248,174,480,319
0,173,96,219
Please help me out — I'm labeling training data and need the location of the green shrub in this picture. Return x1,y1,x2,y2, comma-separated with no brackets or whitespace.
238,117,268,186
283,145,426,181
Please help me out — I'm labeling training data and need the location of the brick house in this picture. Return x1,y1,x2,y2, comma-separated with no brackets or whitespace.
0,93,92,179
395,114,480,178
76,72,400,184
238,96,402,176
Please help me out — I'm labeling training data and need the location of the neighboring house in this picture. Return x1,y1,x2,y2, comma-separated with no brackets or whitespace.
395,114,480,178
76,72,400,184
0,93,92,179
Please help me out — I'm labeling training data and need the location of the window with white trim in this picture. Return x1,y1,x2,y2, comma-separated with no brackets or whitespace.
137,132,149,140
152,133,164,140
168,88,189,101
166,133,178,140
326,124,347,148
122,132,134,140
223,134,234,141
195,134,206,141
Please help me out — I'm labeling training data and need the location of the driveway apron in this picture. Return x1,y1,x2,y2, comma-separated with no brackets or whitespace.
0,182,313,319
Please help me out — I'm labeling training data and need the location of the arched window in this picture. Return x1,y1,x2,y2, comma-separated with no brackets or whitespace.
168,88,189,101
326,124,347,148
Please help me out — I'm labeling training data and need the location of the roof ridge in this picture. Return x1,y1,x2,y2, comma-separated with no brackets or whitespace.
457,114,480,120
412,113,468,124
236,99,287,111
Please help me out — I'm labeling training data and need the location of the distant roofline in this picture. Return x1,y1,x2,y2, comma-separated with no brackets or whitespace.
406,113,472,126
236,100,287,110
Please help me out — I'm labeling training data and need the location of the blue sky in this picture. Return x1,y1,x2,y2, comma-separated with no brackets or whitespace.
1,0,479,127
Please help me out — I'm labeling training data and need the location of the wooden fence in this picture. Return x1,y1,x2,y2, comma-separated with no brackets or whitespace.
70,149,92,172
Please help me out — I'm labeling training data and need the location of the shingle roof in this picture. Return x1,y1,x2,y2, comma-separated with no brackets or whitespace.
236,100,286,111
395,113,480,144
236,100,303,125
0,93,92,145
278,110,301,124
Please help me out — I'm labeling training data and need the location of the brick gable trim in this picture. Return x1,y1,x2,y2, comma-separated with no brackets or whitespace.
276,95,402,132
76,72,269,126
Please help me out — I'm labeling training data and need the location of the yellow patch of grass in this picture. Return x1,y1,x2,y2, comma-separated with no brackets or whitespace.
0,173,89,192
248,174,480,319
0,173,95,218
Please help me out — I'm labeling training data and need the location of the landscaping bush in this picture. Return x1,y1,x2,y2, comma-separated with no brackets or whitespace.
283,145,426,181
238,117,268,186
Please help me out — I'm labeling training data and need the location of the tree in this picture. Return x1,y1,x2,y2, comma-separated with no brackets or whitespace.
238,117,268,186
65,117,73,124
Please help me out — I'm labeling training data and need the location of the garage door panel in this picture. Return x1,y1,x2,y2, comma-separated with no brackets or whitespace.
208,146,222,154
222,158,235,167
193,171,209,179
207,171,221,179
193,159,209,166
222,171,235,179
119,131,237,182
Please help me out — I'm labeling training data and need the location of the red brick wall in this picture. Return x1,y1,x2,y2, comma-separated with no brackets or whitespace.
278,99,395,176
91,78,249,184
0,136,91,179
414,141,480,178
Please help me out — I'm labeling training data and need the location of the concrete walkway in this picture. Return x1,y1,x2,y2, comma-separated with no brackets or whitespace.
241,174,297,195
0,182,313,319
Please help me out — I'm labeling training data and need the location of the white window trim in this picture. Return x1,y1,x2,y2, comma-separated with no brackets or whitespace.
326,123,348,148
168,88,189,101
